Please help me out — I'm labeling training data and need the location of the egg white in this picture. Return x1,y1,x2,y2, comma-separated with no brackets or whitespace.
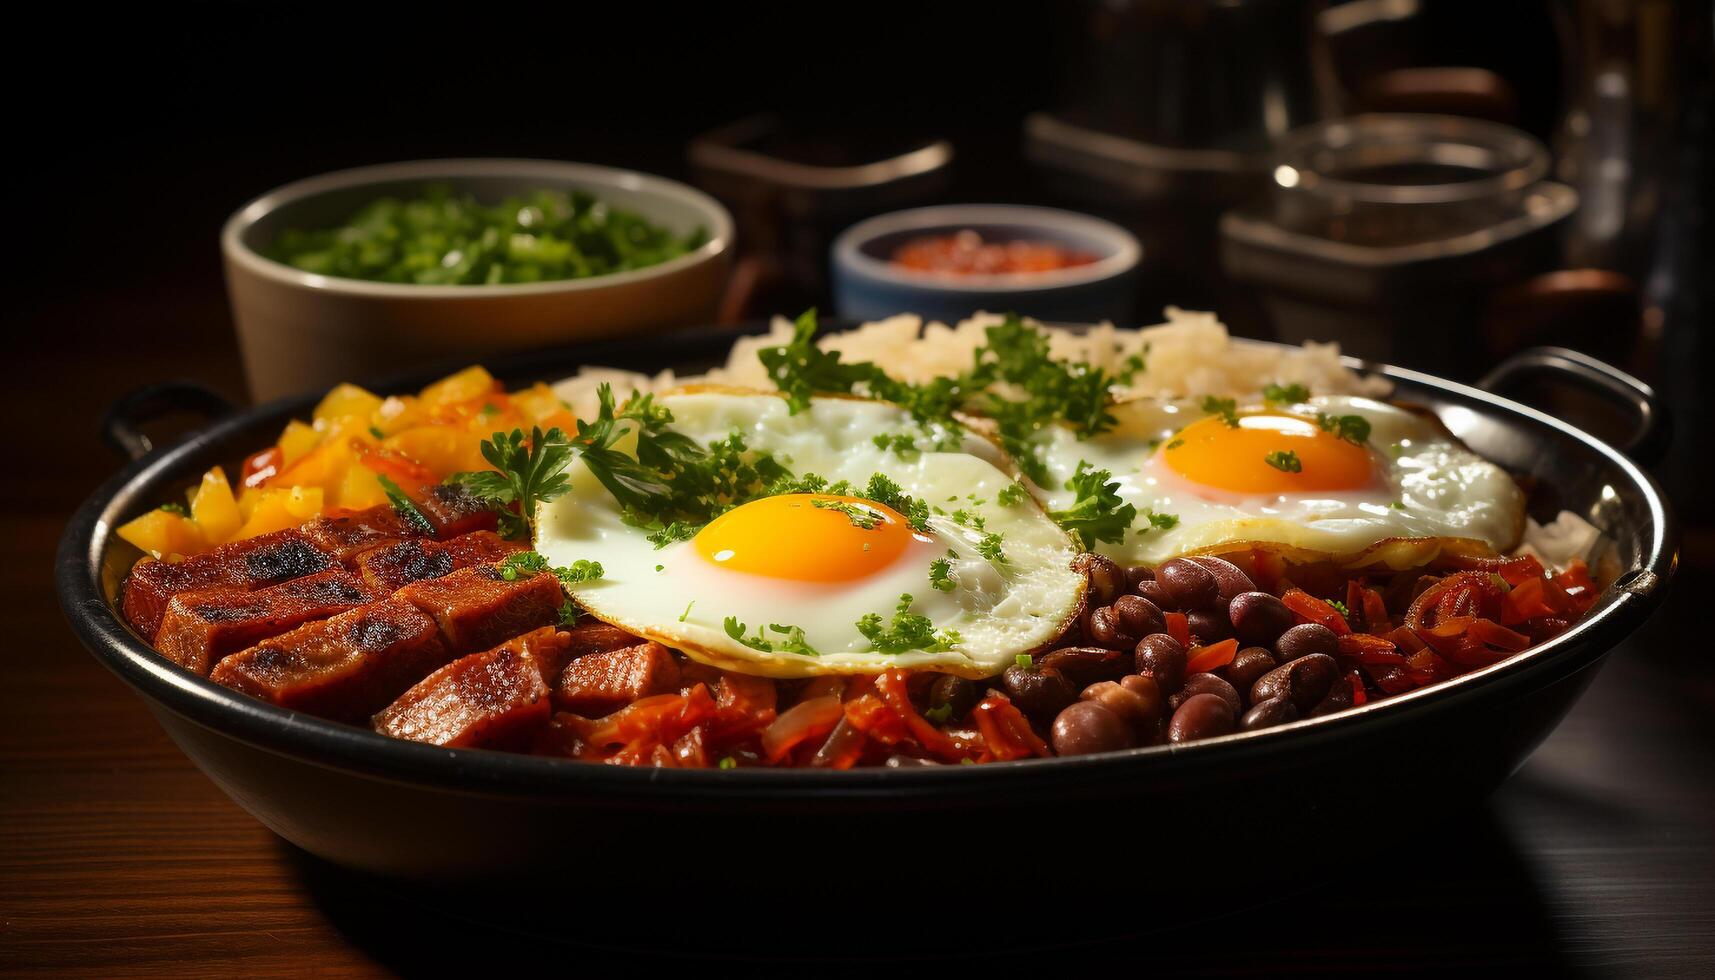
1030,394,1526,567
536,390,1085,679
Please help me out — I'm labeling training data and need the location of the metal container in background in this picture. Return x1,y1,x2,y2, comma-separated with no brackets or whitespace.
1221,114,1582,379
688,116,953,321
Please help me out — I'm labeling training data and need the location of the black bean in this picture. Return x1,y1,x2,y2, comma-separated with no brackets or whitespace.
1186,608,1236,644
1169,672,1243,717
1223,646,1277,695
1051,701,1136,756
1082,675,1164,734
1038,646,1129,687
1168,692,1235,742
1248,653,1339,712
1274,623,1339,663
1309,673,1355,717
928,675,979,721
1003,664,1077,720
1137,579,1174,610
1110,594,1165,638
1086,605,1136,651
1185,555,1257,603
1156,557,1221,610
1124,565,1155,591
1072,553,1126,607
1240,695,1299,731
1229,592,1294,647
1134,633,1187,694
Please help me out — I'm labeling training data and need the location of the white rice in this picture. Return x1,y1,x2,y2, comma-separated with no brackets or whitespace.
552,308,1391,418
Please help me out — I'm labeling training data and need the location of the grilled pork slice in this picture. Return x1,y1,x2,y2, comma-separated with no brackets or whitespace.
395,564,563,653
210,598,451,722
301,505,427,563
350,531,522,595
416,483,501,539
372,627,572,749
121,530,338,641
553,640,680,715
155,570,376,675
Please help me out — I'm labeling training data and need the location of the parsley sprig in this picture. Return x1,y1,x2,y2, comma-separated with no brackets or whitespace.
1264,450,1303,473
929,551,957,592
1201,395,1240,428
445,426,577,539
1263,382,1310,403
1316,412,1372,446
723,617,820,657
856,594,961,654
1049,461,1139,551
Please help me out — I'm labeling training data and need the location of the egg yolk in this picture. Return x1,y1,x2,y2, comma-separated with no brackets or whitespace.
1162,413,1375,494
692,494,917,582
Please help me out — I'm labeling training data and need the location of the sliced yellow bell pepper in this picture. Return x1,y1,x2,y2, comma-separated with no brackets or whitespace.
314,382,384,423
117,508,207,559
189,466,242,543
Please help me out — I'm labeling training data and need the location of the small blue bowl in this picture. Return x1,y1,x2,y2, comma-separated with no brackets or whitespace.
831,204,1141,324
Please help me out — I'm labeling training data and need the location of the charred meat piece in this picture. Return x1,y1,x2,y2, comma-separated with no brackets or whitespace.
121,530,338,640
395,564,563,653
553,640,680,716
155,570,376,675
301,505,426,563
211,598,451,722
561,620,645,660
373,627,572,749
350,531,522,595
417,482,501,539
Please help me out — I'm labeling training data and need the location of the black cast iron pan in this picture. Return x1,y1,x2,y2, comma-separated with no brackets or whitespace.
56,323,1676,882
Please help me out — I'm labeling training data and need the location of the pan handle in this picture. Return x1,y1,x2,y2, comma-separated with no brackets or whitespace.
102,381,236,462
1478,347,1669,465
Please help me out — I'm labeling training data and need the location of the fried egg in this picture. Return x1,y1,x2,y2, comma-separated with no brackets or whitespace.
535,390,1085,679
1030,394,1526,567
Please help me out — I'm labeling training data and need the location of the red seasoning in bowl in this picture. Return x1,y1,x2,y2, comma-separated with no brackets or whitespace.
891,229,1099,276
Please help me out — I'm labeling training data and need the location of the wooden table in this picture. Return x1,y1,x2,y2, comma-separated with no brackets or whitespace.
5,281,1712,977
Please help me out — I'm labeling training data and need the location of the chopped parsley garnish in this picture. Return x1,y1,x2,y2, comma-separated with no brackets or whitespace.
157,501,189,517
557,601,580,627
952,508,985,531
375,474,434,534
497,550,603,586
1264,450,1303,473
1166,438,1185,450
858,473,932,533
997,481,1030,507
1116,345,1151,385
1388,500,1407,510
1201,395,1240,427
368,425,387,440
1316,412,1372,446
723,617,820,656
1263,382,1310,403
756,310,1122,487
929,551,957,592
976,532,1008,565
717,756,738,770
679,600,695,622
1140,509,1180,533
856,594,961,654
873,432,919,458
1014,653,1033,669
811,498,883,530
1049,461,1139,551
1328,599,1350,617
923,703,954,724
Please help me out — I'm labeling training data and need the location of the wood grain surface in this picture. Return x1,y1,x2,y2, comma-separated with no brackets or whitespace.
4,282,1712,977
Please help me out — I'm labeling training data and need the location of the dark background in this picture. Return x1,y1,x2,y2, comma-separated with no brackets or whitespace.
7,3,1714,975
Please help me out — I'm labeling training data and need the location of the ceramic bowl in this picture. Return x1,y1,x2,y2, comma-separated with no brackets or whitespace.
831,204,1140,324
222,158,734,401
